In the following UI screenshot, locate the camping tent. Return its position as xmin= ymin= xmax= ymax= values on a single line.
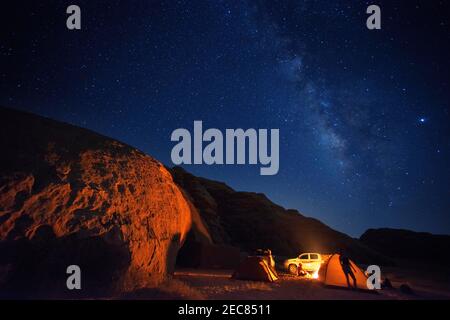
xmin=323 ymin=254 xmax=368 ymax=290
xmin=232 ymin=256 xmax=278 ymax=282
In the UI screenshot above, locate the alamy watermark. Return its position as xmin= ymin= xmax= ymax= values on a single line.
xmin=65 ymin=4 xmax=381 ymax=32
xmin=366 ymin=265 xmax=381 ymax=290
xmin=366 ymin=5 xmax=381 ymax=30
xmin=66 ymin=265 xmax=81 ymax=290
xmin=171 ymin=121 xmax=279 ymax=175
xmin=66 ymin=5 xmax=81 ymax=30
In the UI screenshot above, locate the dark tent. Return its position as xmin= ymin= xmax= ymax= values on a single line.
xmin=232 ymin=256 xmax=278 ymax=282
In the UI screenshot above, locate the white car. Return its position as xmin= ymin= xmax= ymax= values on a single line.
xmin=284 ymin=253 xmax=322 ymax=275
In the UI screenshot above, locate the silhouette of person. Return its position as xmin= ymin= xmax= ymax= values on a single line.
xmin=297 ymin=262 xmax=305 ymax=276
xmin=339 ymin=252 xmax=357 ymax=289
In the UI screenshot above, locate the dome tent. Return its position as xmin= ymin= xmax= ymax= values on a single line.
xmin=323 ymin=254 xmax=369 ymax=290
xmin=232 ymin=256 xmax=278 ymax=282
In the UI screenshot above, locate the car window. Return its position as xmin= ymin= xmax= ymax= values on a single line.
xmin=299 ymin=254 xmax=309 ymax=260
xmin=310 ymin=254 xmax=319 ymax=260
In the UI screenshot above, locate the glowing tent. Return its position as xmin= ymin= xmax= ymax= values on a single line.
xmin=323 ymin=254 xmax=368 ymax=290
xmin=232 ymin=256 xmax=279 ymax=282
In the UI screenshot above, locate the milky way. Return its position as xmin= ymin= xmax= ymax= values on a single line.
xmin=0 ymin=0 xmax=449 ymax=236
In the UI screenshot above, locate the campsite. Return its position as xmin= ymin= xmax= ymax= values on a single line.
xmin=124 ymin=267 xmax=450 ymax=300
xmin=123 ymin=252 xmax=450 ymax=300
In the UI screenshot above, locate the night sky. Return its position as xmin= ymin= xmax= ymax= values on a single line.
xmin=1 ymin=1 xmax=449 ymax=237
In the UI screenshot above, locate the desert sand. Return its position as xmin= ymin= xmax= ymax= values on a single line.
xmin=122 ymin=266 xmax=450 ymax=300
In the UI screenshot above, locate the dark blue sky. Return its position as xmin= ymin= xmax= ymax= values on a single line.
xmin=1 ymin=0 xmax=449 ymax=237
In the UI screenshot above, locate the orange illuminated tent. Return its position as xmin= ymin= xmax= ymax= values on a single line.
xmin=232 ymin=256 xmax=278 ymax=282
xmin=323 ymin=254 xmax=368 ymax=290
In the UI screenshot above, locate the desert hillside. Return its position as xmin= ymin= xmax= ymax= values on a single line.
xmin=361 ymin=228 xmax=450 ymax=266
xmin=171 ymin=167 xmax=390 ymax=265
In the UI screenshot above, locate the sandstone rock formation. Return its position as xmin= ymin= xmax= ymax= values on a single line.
xmin=0 ymin=107 xmax=192 ymax=298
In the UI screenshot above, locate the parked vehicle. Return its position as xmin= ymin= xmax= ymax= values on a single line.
xmin=284 ymin=253 xmax=322 ymax=275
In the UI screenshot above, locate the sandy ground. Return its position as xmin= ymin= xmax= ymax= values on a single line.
xmin=166 ymin=268 xmax=450 ymax=300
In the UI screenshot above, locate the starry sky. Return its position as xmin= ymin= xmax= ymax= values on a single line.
xmin=1 ymin=0 xmax=449 ymax=237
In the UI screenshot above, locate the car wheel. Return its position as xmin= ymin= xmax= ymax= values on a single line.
xmin=288 ymin=264 xmax=298 ymax=275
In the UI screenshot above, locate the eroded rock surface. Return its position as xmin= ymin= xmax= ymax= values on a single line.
xmin=0 ymin=107 xmax=192 ymax=298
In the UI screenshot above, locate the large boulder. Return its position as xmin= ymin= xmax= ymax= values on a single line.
xmin=0 ymin=107 xmax=192 ymax=298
